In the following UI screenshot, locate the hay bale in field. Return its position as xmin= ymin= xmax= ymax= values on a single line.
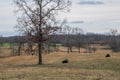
xmin=62 ymin=59 xmax=68 ymax=63
xmin=105 ymin=53 xmax=110 ymax=58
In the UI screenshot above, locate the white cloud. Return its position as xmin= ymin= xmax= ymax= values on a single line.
xmin=78 ymin=1 xmax=104 ymax=5
xmin=0 ymin=0 xmax=120 ymax=34
xmin=61 ymin=0 xmax=120 ymax=33
xmin=0 ymin=1 xmax=16 ymax=32
xmin=65 ymin=3 xmax=120 ymax=21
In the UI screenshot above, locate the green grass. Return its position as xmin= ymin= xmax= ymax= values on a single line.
xmin=0 ymin=43 xmax=10 ymax=47
xmin=56 ymin=43 xmax=62 ymax=47
xmin=0 ymin=43 xmax=18 ymax=47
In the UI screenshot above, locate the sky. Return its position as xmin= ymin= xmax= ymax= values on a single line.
xmin=0 ymin=0 xmax=120 ymax=36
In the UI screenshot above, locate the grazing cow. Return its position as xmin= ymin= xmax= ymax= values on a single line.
xmin=105 ymin=54 xmax=110 ymax=58
xmin=62 ymin=59 xmax=68 ymax=63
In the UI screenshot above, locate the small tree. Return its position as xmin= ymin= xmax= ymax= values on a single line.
xmin=0 ymin=35 xmax=3 ymax=47
xmin=0 ymin=35 xmax=3 ymax=54
xmin=109 ymin=29 xmax=120 ymax=52
xmin=63 ymin=25 xmax=73 ymax=53
xmin=73 ymin=28 xmax=83 ymax=53
xmin=13 ymin=0 xmax=71 ymax=64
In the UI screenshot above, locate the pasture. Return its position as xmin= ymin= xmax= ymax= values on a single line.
xmin=0 ymin=45 xmax=120 ymax=80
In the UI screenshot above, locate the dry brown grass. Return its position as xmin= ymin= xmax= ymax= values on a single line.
xmin=0 ymin=45 xmax=120 ymax=80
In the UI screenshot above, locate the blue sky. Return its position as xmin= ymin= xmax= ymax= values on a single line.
xmin=0 ymin=0 xmax=120 ymax=36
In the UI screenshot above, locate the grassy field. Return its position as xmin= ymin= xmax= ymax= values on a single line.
xmin=0 ymin=46 xmax=120 ymax=80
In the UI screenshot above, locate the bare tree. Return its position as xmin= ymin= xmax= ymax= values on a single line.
xmin=63 ymin=25 xmax=73 ymax=53
xmin=0 ymin=35 xmax=3 ymax=54
xmin=11 ymin=36 xmax=26 ymax=56
xmin=62 ymin=26 xmax=83 ymax=53
xmin=110 ymin=29 xmax=118 ymax=36
xmin=13 ymin=0 xmax=71 ymax=64
xmin=109 ymin=29 xmax=120 ymax=52
xmin=73 ymin=28 xmax=83 ymax=53
xmin=0 ymin=35 xmax=3 ymax=46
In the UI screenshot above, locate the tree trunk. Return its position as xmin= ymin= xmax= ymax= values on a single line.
xmin=0 ymin=47 xmax=1 ymax=54
xmin=17 ymin=43 xmax=23 ymax=56
xmin=67 ymin=47 xmax=70 ymax=54
xmin=78 ymin=47 xmax=80 ymax=53
xmin=38 ymin=43 xmax=42 ymax=65
xmin=37 ymin=0 xmax=43 ymax=65
xmin=48 ymin=45 xmax=50 ymax=54
xmin=70 ymin=47 xmax=72 ymax=52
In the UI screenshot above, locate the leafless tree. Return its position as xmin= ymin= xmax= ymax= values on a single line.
xmin=63 ymin=25 xmax=73 ymax=53
xmin=0 ymin=35 xmax=3 ymax=54
xmin=62 ymin=26 xmax=83 ymax=53
xmin=73 ymin=28 xmax=83 ymax=53
xmin=110 ymin=29 xmax=118 ymax=36
xmin=13 ymin=0 xmax=71 ymax=64
xmin=109 ymin=29 xmax=120 ymax=52
xmin=0 ymin=35 xmax=3 ymax=46
xmin=12 ymin=36 xmax=26 ymax=56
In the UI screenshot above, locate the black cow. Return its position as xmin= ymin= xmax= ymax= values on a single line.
xmin=105 ymin=54 xmax=110 ymax=58
xmin=62 ymin=59 xmax=68 ymax=63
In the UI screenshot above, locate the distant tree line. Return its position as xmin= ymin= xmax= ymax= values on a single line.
xmin=0 ymin=29 xmax=120 ymax=55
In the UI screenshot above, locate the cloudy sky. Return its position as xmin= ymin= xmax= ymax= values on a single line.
xmin=0 ymin=0 xmax=120 ymax=36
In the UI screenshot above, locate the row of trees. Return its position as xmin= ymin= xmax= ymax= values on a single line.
xmin=46 ymin=28 xmax=120 ymax=53
xmin=58 ymin=26 xmax=92 ymax=53
xmin=0 ymin=29 xmax=120 ymax=63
